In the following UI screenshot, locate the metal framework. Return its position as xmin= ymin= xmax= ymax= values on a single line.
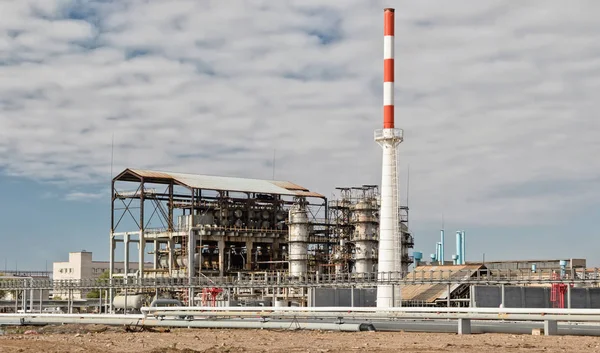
xmin=110 ymin=168 xmax=329 ymax=308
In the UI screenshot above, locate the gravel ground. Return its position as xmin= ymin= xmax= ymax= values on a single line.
xmin=1 ymin=324 xmax=600 ymax=352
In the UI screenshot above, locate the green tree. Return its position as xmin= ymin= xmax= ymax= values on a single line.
xmin=86 ymin=270 xmax=110 ymax=299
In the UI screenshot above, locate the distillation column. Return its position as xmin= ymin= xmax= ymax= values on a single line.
xmin=352 ymin=199 xmax=378 ymax=273
xmin=375 ymin=8 xmax=404 ymax=308
xmin=288 ymin=199 xmax=310 ymax=276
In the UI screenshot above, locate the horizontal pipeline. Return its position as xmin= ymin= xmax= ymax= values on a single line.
xmin=0 ymin=315 xmax=372 ymax=332
xmin=143 ymin=311 xmax=600 ymax=323
xmin=140 ymin=306 xmax=600 ymax=315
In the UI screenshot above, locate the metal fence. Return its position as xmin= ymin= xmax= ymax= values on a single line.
xmin=1 ymin=268 xmax=598 ymax=291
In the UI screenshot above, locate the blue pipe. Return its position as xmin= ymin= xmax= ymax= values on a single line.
xmin=455 ymin=231 xmax=462 ymax=265
xmin=461 ymin=231 xmax=466 ymax=265
xmin=440 ymin=229 xmax=445 ymax=265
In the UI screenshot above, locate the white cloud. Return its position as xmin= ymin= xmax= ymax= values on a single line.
xmin=64 ymin=191 xmax=105 ymax=202
xmin=1 ymin=0 xmax=599 ymax=225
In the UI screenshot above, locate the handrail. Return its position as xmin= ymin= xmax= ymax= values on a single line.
xmin=1 ymin=268 xmax=598 ymax=290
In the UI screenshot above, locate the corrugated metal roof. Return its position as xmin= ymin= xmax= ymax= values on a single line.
xmin=119 ymin=169 xmax=325 ymax=198
xmin=402 ymin=264 xmax=485 ymax=303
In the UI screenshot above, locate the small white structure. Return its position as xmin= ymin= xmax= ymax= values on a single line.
xmin=53 ymin=251 xmax=142 ymax=299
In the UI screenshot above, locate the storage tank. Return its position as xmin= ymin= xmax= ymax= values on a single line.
xmin=288 ymin=200 xmax=310 ymax=276
xmin=412 ymin=251 xmax=423 ymax=265
xmin=113 ymin=294 xmax=145 ymax=310
xmin=175 ymin=253 xmax=201 ymax=272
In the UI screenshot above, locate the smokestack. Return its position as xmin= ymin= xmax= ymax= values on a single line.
xmin=383 ymin=8 xmax=395 ymax=129
xmin=376 ymin=8 xmax=404 ymax=308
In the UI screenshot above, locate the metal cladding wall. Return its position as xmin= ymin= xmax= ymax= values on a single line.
xmin=472 ymin=285 xmax=600 ymax=308
xmin=308 ymin=288 xmax=376 ymax=307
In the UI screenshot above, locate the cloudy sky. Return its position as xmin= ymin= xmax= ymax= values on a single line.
xmin=1 ymin=0 xmax=599 ymax=270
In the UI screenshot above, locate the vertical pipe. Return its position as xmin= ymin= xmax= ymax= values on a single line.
xmin=168 ymin=182 xmax=174 ymax=231
xmin=124 ymin=233 xmax=129 ymax=283
xmin=108 ymin=234 xmax=114 ymax=279
xmin=188 ymin=227 xmax=195 ymax=304
xmin=139 ymin=179 xmax=145 ymax=279
xmin=109 ymin=179 xmax=115 ymax=313
xmin=440 ymin=229 xmax=445 ymax=265
xmin=461 ymin=231 xmax=466 ymax=265
xmin=153 ymin=240 xmax=158 ymax=270
xmin=29 ymin=279 xmax=33 ymax=313
xmin=436 ymin=242 xmax=441 ymax=265
xmin=456 ymin=231 xmax=461 ymax=265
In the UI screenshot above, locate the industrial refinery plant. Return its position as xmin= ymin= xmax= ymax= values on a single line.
xmin=102 ymin=8 xmax=412 ymax=309
xmin=2 ymin=9 xmax=600 ymax=332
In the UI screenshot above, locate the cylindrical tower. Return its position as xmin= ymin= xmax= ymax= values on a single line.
xmin=375 ymin=7 xmax=404 ymax=308
xmin=461 ymin=230 xmax=466 ymax=265
xmin=383 ymin=8 xmax=395 ymax=129
xmin=375 ymin=8 xmax=403 ymax=308
xmin=288 ymin=199 xmax=310 ymax=276
xmin=351 ymin=200 xmax=378 ymax=273
xmin=440 ymin=229 xmax=445 ymax=265
xmin=455 ymin=231 xmax=462 ymax=265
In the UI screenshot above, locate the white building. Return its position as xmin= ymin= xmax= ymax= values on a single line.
xmin=53 ymin=251 xmax=146 ymax=299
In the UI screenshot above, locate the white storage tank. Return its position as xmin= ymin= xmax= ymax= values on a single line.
xmin=113 ymin=294 xmax=145 ymax=310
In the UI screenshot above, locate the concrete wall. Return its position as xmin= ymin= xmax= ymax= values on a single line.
xmin=472 ymin=285 xmax=600 ymax=308
xmin=308 ymin=288 xmax=376 ymax=307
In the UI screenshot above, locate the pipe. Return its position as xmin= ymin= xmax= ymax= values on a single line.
xmin=1 ymin=315 xmax=373 ymax=332
xmin=461 ymin=231 xmax=466 ymax=265
xmin=150 ymin=298 xmax=183 ymax=307
xmin=455 ymin=231 xmax=461 ymax=265
xmin=12 ymin=306 xmax=600 ymax=315
xmin=440 ymin=229 xmax=445 ymax=265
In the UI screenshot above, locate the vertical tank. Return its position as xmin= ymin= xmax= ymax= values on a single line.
xmin=351 ymin=200 xmax=379 ymax=273
xmin=461 ymin=230 xmax=466 ymax=265
xmin=440 ymin=229 xmax=445 ymax=265
xmin=559 ymin=260 xmax=567 ymax=278
xmin=288 ymin=199 xmax=310 ymax=276
xmin=412 ymin=251 xmax=423 ymax=266
xmin=455 ymin=231 xmax=462 ymax=265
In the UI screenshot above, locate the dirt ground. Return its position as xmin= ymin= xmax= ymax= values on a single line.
xmin=1 ymin=324 xmax=600 ymax=353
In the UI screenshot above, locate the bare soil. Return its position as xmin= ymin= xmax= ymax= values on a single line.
xmin=0 ymin=324 xmax=599 ymax=352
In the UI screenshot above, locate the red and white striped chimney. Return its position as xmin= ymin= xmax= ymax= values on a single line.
xmin=383 ymin=8 xmax=395 ymax=129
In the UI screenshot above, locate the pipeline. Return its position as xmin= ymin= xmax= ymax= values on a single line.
xmin=140 ymin=306 xmax=600 ymax=315
xmin=0 ymin=314 xmax=374 ymax=332
xmin=150 ymin=298 xmax=183 ymax=307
